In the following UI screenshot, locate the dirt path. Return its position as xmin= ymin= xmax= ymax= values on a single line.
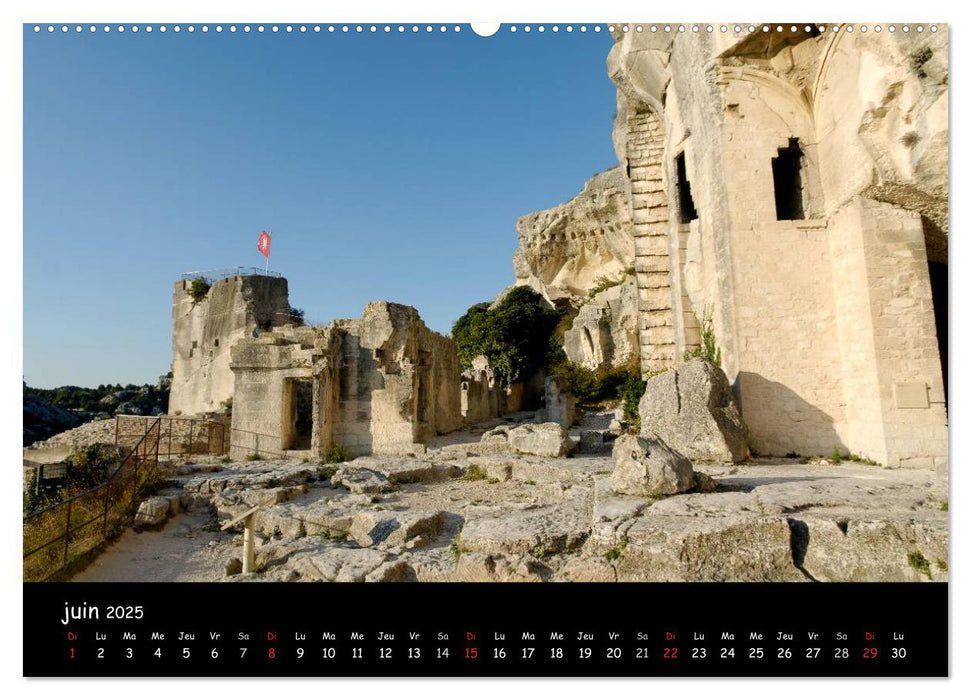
xmin=71 ymin=510 xmax=237 ymax=582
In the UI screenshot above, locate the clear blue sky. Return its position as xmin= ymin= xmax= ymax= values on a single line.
xmin=24 ymin=25 xmax=618 ymax=389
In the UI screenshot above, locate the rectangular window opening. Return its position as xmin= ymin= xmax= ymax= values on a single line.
xmin=675 ymin=152 xmax=698 ymax=224
xmin=772 ymin=138 xmax=806 ymax=220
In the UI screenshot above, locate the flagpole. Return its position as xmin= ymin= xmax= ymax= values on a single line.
xmin=265 ymin=229 xmax=270 ymax=275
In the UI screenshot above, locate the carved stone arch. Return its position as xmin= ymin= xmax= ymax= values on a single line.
xmin=721 ymin=65 xmax=816 ymax=128
xmin=718 ymin=64 xmax=825 ymax=219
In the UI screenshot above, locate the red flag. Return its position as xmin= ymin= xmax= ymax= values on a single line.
xmin=257 ymin=230 xmax=271 ymax=258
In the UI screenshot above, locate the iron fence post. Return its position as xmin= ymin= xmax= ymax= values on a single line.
xmin=63 ymin=498 xmax=72 ymax=567
xmin=102 ymin=487 xmax=110 ymax=539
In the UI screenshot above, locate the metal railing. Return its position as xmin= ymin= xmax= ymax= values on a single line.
xmin=23 ymin=418 xmax=163 ymax=582
xmin=229 ymin=427 xmax=289 ymax=459
xmin=179 ymin=267 xmax=283 ymax=284
xmin=115 ymin=415 xmax=227 ymax=458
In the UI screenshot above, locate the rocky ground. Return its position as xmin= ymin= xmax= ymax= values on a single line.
xmin=70 ymin=414 xmax=949 ymax=584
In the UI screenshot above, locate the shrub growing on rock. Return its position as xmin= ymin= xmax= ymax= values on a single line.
xmin=619 ymin=372 xmax=647 ymax=423
xmin=188 ymin=277 xmax=211 ymax=304
xmin=324 ymin=444 xmax=351 ymax=464
xmin=683 ymin=309 xmax=722 ymax=367
xmin=553 ymin=359 xmax=644 ymax=409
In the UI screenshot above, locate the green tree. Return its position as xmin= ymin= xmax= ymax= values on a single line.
xmin=451 ymin=302 xmax=493 ymax=370
xmin=451 ymin=287 xmax=561 ymax=387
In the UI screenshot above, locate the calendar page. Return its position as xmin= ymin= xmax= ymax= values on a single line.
xmin=22 ymin=18 xmax=949 ymax=678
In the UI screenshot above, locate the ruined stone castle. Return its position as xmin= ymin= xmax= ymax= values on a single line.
xmin=169 ymin=275 xmax=468 ymax=460
xmin=169 ymin=27 xmax=947 ymax=469
xmin=229 ymin=302 xmax=463 ymax=460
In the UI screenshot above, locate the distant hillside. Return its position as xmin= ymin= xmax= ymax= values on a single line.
xmin=23 ymin=375 xmax=171 ymax=446
xmin=23 ymin=386 xmax=89 ymax=446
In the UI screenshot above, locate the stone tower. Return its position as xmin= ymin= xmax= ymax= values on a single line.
xmin=169 ymin=273 xmax=291 ymax=416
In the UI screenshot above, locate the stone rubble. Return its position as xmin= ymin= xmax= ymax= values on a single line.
xmin=70 ymin=421 xmax=948 ymax=584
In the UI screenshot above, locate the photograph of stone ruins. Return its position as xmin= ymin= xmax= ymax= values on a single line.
xmin=24 ymin=26 xmax=949 ymax=584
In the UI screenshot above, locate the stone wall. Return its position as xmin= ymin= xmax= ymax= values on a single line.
xmin=730 ymin=220 xmax=846 ymax=456
xmin=624 ymin=109 xmax=677 ymax=373
xmin=461 ymin=356 xmax=496 ymax=425
xmin=834 ymin=198 xmax=947 ymax=467
xmin=229 ymin=302 xmax=463 ymax=459
xmin=229 ymin=333 xmax=315 ymax=458
xmin=169 ymin=275 xmax=291 ymax=416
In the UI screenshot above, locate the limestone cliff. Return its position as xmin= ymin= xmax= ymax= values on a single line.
xmin=511 ymin=167 xmax=634 ymax=305
xmin=604 ymin=25 xmax=948 ymax=466
xmin=562 ymin=276 xmax=639 ymax=371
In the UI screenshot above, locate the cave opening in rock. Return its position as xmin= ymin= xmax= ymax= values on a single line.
xmin=772 ymin=137 xmax=805 ymax=220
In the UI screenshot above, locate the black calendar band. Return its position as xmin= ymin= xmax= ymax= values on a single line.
xmin=24 ymin=582 xmax=948 ymax=677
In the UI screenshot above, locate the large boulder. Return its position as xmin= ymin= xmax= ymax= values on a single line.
xmin=508 ymin=423 xmax=576 ymax=457
xmin=610 ymin=434 xmax=695 ymax=497
xmin=638 ymin=358 xmax=749 ymax=463
xmin=133 ymin=496 xmax=173 ymax=529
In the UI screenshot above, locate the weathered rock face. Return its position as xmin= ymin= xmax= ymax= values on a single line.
xmin=482 ymin=422 xmax=576 ymax=458
xmin=460 ymin=499 xmax=591 ymax=558
xmin=639 ymin=359 xmax=749 ymax=463
xmin=349 ymin=510 xmax=445 ymax=548
xmin=562 ymin=276 xmax=639 ymax=371
xmin=71 ymin=443 xmax=946 ymax=584
xmin=512 ymin=167 xmax=634 ymax=305
xmin=617 ymin=515 xmax=803 ymax=582
xmin=606 ymin=28 xmax=948 ymax=468
xmin=347 ymin=456 xmax=457 ymax=485
xmin=610 ymin=434 xmax=694 ymax=497
xmin=793 ymin=516 xmax=949 ymax=583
